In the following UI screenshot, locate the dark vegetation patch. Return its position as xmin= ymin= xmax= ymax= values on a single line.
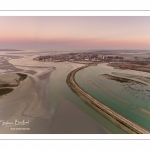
xmin=17 ymin=73 xmax=27 ymax=81
xmin=0 ymin=88 xmax=13 ymax=96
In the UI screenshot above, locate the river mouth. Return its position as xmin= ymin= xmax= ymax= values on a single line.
xmin=3 ymin=50 xmax=149 ymax=134
xmin=0 ymin=53 xmax=116 ymax=134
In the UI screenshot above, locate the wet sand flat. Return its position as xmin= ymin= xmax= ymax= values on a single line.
xmin=51 ymin=99 xmax=110 ymax=134
xmin=0 ymin=69 xmax=54 ymax=133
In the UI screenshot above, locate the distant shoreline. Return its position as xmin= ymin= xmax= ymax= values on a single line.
xmin=66 ymin=64 xmax=150 ymax=134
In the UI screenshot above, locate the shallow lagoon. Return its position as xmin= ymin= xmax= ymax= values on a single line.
xmin=75 ymin=63 xmax=150 ymax=131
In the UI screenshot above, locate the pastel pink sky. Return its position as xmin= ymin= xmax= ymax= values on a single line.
xmin=0 ymin=16 xmax=150 ymax=50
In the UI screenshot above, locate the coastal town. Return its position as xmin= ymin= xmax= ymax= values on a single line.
xmin=33 ymin=51 xmax=124 ymax=63
xmin=33 ymin=50 xmax=150 ymax=64
xmin=33 ymin=51 xmax=150 ymax=73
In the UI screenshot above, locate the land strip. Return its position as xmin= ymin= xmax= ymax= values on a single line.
xmin=109 ymin=62 xmax=150 ymax=73
xmin=111 ymin=72 xmax=150 ymax=84
xmin=0 ymin=73 xmax=27 ymax=97
xmin=66 ymin=65 xmax=150 ymax=134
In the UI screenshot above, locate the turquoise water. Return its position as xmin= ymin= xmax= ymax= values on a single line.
xmin=46 ymin=62 xmax=127 ymax=133
xmin=75 ymin=63 xmax=150 ymax=131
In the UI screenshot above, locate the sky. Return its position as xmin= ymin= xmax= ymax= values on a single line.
xmin=0 ymin=16 xmax=150 ymax=51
